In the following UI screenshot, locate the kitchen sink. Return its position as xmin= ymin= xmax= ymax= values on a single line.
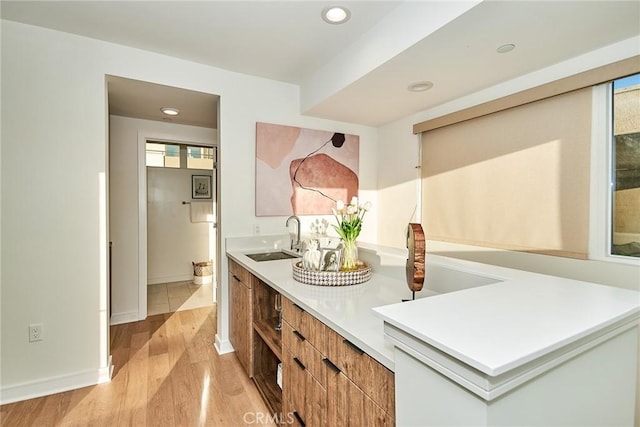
xmin=246 ymin=251 xmax=301 ymax=262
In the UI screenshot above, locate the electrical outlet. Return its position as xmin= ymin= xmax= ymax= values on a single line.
xmin=29 ymin=324 xmax=43 ymax=342
xmin=253 ymin=224 xmax=261 ymax=235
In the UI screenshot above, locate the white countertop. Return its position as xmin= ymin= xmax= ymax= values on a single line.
xmin=374 ymin=266 xmax=640 ymax=378
xmin=226 ymin=235 xmax=416 ymax=371
xmin=226 ymin=235 xmax=640 ymax=376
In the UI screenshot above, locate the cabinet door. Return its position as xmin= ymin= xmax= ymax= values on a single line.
xmin=326 ymin=328 xmax=394 ymax=416
xmin=283 ymin=397 xmax=304 ymax=427
xmin=282 ymin=321 xmax=327 ymax=388
xmin=283 ymin=348 xmax=326 ymax=426
xmin=229 ymin=272 xmax=252 ymax=377
xmin=326 ymin=369 xmax=392 ymax=427
xmin=282 ymin=297 xmax=326 ymax=353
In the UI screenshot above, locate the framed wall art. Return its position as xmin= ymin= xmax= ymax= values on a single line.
xmin=192 ymin=175 xmax=212 ymax=199
xmin=255 ymin=122 xmax=360 ymax=216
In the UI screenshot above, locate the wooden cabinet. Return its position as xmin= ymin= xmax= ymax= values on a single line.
xmin=282 ymin=298 xmax=329 ymax=426
xmin=327 ymin=370 xmax=392 ymax=427
xmin=228 ymin=258 xmax=254 ymax=377
xmin=326 ymin=328 xmax=395 ymax=420
xmin=283 ymin=347 xmax=327 ymax=426
xmin=228 ymin=257 xmax=395 ymax=424
xmin=282 ymin=296 xmax=395 ymax=426
xmin=228 ymin=257 xmax=282 ymax=414
xmin=251 ymin=276 xmax=282 ymax=415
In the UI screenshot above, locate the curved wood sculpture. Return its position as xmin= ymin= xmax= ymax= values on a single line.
xmin=406 ymin=223 xmax=425 ymax=293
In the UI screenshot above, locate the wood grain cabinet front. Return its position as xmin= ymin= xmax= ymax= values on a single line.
xmin=282 ymin=297 xmax=327 ymax=353
xmin=283 ymin=348 xmax=327 ymax=426
xmin=228 ymin=259 xmax=253 ymax=377
xmin=281 ymin=295 xmax=395 ymax=426
xmin=228 ymin=257 xmax=284 ymax=414
xmin=282 ymin=296 xmax=328 ymax=426
xmin=228 ymin=272 xmax=397 ymax=426
xmin=282 ymin=321 xmax=327 ymax=388
xmin=326 ymin=328 xmax=395 ymax=419
xmin=326 ymin=368 xmax=393 ymax=427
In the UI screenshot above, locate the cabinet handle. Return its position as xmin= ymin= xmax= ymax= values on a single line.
xmin=322 ymin=357 xmax=341 ymax=374
xmin=343 ymin=338 xmax=365 ymax=355
xmin=293 ymin=303 xmax=305 ymax=312
xmin=232 ymin=274 xmax=240 ymax=281
xmin=293 ymin=357 xmax=306 ymax=370
xmin=293 ymin=411 xmax=305 ymax=426
xmin=293 ymin=330 xmax=306 ymax=341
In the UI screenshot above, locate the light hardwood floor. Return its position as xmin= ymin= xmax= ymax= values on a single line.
xmin=1 ymin=306 xmax=276 ymax=426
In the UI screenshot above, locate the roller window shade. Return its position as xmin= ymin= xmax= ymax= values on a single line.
xmin=421 ymin=88 xmax=592 ymax=259
xmin=414 ymin=56 xmax=639 ymax=134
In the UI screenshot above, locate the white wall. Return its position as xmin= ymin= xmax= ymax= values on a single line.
xmin=147 ymin=167 xmax=213 ymax=284
xmin=2 ymin=21 xmax=112 ymax=402
xmin=0 ymin=20 xmax=377 ymax=402
xmin=109 ymin=115 xmax=215 ymax=324
xmin=377 ymin=119 xmax=422 ymax=246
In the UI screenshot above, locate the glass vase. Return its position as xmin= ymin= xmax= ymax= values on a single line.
xmin=341 ymin=239 xmax=359 ymax=271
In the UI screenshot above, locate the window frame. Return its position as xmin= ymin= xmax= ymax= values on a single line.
xmin=589 ymin=82 xmax=640 ymax=265
xmin=145 ymin=142 xmax=181 ymax=168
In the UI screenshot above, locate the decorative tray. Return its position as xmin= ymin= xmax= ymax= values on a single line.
xmin=292 ymin=261 xmax=372 ymax=286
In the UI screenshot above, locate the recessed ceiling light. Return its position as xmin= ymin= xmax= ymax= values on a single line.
xmin=496 ymin=44 xmax=515 ymax=54
xmin=161 ymin=107 xmax=180 ymax=116
xmin=322 ymin=6 xmax=350 ymax=24
xmin=408 ymin=81 xmax=434 ymax=92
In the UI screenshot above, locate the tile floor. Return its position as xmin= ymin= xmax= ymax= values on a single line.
xmin=147 ymin=280 xmax=215 ymax=315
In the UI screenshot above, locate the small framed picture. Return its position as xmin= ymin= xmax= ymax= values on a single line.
xmin=192 ymin=175 xmax=212 ymax=199
xmin=320 ymin=248 xmax=341 ymax=272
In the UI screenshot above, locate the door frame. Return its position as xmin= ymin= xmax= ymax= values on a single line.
xmin=137 ymin=132 xmax=217 ymax=319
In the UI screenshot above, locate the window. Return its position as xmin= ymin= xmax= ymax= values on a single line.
xmin=187 ymin=146 xmax=214 ymax=170
xmin=146 ymin=142 xmax=215 ymax=170
xmin=146 ymin=142 xmax=180 ymax=168
xmin=611 ymin=74 xmax=640 ymax=258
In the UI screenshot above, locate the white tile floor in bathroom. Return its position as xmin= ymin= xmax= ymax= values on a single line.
xmin=147 ymin=280 xmax=214 ymax=315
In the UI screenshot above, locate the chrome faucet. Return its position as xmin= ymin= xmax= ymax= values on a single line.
xmin=286 ymin=215 xmax=301 ymax=252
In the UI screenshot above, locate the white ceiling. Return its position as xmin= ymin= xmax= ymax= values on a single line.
xmin=2 ymin=1 xmax=639 ymax=128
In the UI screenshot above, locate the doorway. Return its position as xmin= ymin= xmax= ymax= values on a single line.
xmin=107 ymin=75 xmax=220 ymax=325
xmin=145 ymin=141 xmax=218 ymax=315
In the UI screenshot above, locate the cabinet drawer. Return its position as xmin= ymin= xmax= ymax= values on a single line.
xmin=326 ymin=328 xmax=394 ymax=417
xmin=282 ymin=321 xmax=327 ymax=388
xmin=282 ymin=297 xmax=326 ymax=353
xmin=283 ymin=398 xmax=305 ymax=427
xmin=326 ymin=369 xmax=393 ymax=427
xmin=283 ymin=348 xmax=327 ymax=427
xmin=228 ymin=258 xmax=256 ymax=288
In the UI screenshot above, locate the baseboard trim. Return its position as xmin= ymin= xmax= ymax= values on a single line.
xmin=110 ymin=310 xmax=141 ymax=325
xmin=0 ymin=356 xmax=113 ymax=405
xmin=214 ymin=334 xmax=234 ymax=355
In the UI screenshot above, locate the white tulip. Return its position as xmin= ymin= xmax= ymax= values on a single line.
xmin=336 ymin=200 xmax=344 ymax=211
xmin=350 ymin=196 xmax=358 ymax=207
xmin=362 ymin=201 xmax=372 ymax=211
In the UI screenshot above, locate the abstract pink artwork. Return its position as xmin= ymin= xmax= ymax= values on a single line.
xmin=255 ymin=122 xmax=359 ymax=216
